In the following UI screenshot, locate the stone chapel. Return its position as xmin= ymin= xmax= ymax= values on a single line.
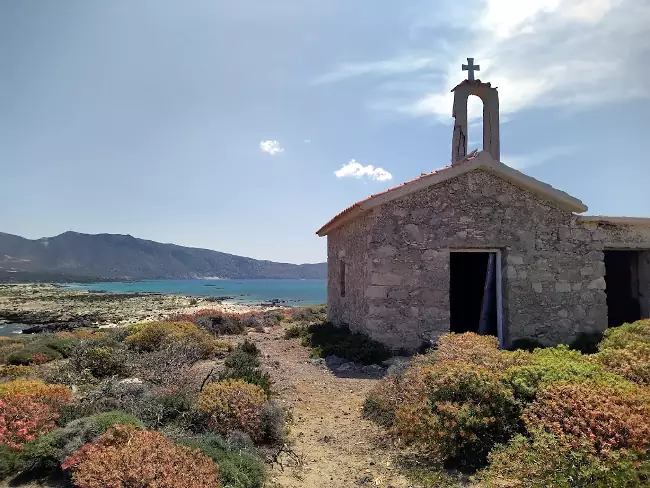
xmin=316 ymin=59 xmax=650 ymax=351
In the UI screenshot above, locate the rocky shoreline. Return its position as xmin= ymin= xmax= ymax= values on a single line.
xmin=0 ymin=284 xmax=276 ymax=334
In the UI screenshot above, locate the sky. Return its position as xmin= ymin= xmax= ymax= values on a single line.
xmin=1 ymin=0 xmax=649 ymax=264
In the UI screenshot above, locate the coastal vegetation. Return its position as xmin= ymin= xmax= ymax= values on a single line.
xmin=0 ymin=309 xmax=296 ymax=488
xmin=363 ymin=319 xmax=650 ymax=486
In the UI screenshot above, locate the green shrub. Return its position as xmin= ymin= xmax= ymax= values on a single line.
xmin=69 ymin=345 xmax=130 ymax=378
xmin=0 ymin=444 xmax=24 ymax=480
xmin=7 ymin=345 xmax=63 ymax=366
xmin=22 ymin=410 xmax=145 ymax=471
xmin=599 ymin=319 xmax=650 ymax=350
xmin=393 ymin=361 xmax=520 ymax=469
xmin=503 ymin=345 xmax=624 ymax=403
xmin=0 ymin=340 xmax=25 ymax=365
xmin=197 ymin=380 xmax=266 ymax=441
xmin=220 ymin=349 xmax=271 ymax=397
xmin=237 ymin=339 xmax=260 ymax=357
xmin=194 ymin=314 xmax=246 ymax=335
xmin=180 ymin=434 xmax=266 ymax=488
xmin=259 ymin=400 xmax=287 ymax=444
xmin=125 ymin=321 xmax=227 ymax=359
xmin=284 ymin=324 xmax=308 ymax=339
xmin=301 ymin=322 xmax=392 ymax=365
xmin=480 ymin=430 xmax=650 ymax=488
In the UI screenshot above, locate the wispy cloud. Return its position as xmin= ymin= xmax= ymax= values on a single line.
xmin=260 ymin=140 xmax=284 ymax=155
xmin=315 ymin=0 xmax=650 ymax=121
xmin=312 ymin=55 xmax=441 ymax=85
xmin=334 ymin=160 xmax=393 ymax=181
xmin=502 ymin=145 xmax=576 ymax=170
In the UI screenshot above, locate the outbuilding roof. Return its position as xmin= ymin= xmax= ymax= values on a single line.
xmin=316 ymin=151 xmax=588 ymax=237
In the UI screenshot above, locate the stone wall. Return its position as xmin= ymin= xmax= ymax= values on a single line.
xmin=331 ymin=169 xmax=614 ymax=351
xmin=326 ymin=212 xmax=374 ymax=333
xmin=578 ymin=220 xmax=650 ymax=320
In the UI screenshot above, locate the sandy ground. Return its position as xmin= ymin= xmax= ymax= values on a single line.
xmin=250 ymin=326 xmax=413 ymax=488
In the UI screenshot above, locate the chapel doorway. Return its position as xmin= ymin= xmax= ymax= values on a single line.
xmin=449 ymin=250 xmax=502 ymax=345
xmin=604 ymin=250 xmax=643 ymax=326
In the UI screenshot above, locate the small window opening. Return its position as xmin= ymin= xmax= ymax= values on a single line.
xmin=340 ymin=261 xmax=346 ymax=297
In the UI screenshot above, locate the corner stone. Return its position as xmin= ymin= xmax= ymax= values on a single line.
xmin=587 ymin=277 xmax=606 ymax=290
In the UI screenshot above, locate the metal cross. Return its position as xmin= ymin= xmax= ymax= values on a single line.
xmin=462 ymin=57 xmax=480 ymax=81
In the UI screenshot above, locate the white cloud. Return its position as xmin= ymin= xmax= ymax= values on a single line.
xmin=260 ymin=140 xmax=284 ymax=155
xmin=304 ymin=139 xmax=311 ymax=143
xmin=335 ymin=160 xmax=393 ymax=181
xmin=315 ymin=0 xmax=650 ymax=121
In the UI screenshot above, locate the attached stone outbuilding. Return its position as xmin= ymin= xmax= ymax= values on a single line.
xmin=316 ymin=78 xmax=650 ymax=352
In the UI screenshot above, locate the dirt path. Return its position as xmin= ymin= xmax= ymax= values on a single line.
xmin=249 ymin=327 xmax=412 ymax=488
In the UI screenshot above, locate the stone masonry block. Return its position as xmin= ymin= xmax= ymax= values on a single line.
xmin=365 ymin=286 xmax=388 ymax=299
xmin=371 ymin=273 xmax=403 ymax=286
xmin=555 ymin=282 xmax=571 ymax=293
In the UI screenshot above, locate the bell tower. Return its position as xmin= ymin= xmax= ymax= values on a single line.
xmin=451 ymin=58 xmax=500 ymax=164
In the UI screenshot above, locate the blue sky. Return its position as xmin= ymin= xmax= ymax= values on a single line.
xmin=1 ymin=0 xmax=649 ymax=264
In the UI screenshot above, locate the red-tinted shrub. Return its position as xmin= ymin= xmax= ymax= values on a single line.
xmin=523 ymin=381 xmax=650 ymax=455
xmin=62 ymin=424 xmax=220 ymax=488
xmin=0 ymin=395 xmax=58 ymax=450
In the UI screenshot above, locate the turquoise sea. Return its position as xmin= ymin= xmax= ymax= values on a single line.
xmin=64 ymin=279 xmax=327 ymax=306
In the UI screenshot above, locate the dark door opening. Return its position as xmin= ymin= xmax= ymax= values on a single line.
xmin=450 ymin=251 xmax=498 ymax=337
xmin=604 ymin=250 xmax=641 ymax=326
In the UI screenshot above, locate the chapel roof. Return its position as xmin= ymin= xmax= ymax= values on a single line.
xmin=315 ymin=151 xmax=588 ymax=237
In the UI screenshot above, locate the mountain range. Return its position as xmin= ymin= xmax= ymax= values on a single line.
xmin=0 ymin=232 xmax=326 ymax=282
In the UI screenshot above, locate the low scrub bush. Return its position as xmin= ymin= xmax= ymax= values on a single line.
xmin=428 ymin=333 xmax=530 ymax=369
xmin=504 ymin=345 xmax=624 ymax=402
xmin=284 ymin=324 xmax=308 ymax=339
xmin=363 ymin=374 xmax=404 ymax=428
xmin=480 ymin=430 xmax=650 ymax=488
xmin=599 ymin=319 xmax=650 ymax=350
xmin=523 ymin=381 xmax=650 ymax=455
xmin=5 ymin=337 xmax=77 ymax=365
xmin=197 ymin=380 xmax=266 ymax=441
xmin=180 ymin=434 xmax=266 ymax=488
xmin=62 ymin=424 xmax=220 ymax=488
xmin=0 ymin=380 xmax=72 ymax=411
xmin=21 ymin=411 xmax=144 ymax=470
xmin=593 ymin=342 xmax=650 ymax=385
xmin=392 ymin=361 xmax=520 ymax=469
xmin=54 ymin=329 xmax=108 ymax=341
xmin=7 ymin=345 xmax=63 ymax=366
xmin=69 ymin=345 xmax=130 ymax=378
xmin=259 ymin=400 xmax=287 ymax=444
xmin=0 ymin=365 xmax=32 ymax=380
xmin=0 ymin=443 xmax=24 ymax=479
xmin=220 ymin=348 xmax=271 ymax=397
xmin=126 ymin=321 xmax=226 ymax=359
xmin=0 ymin=342 xmax=26 ymax=364
xmin=237 ymin=339 xmax=260 ymax=357
xmin=301 ymin=322 xmax=392 ymax=365
xmin=284 ymin=305 xmax=327 ymax=324
xmin=0 ymin=395 xmax=58 ymax=450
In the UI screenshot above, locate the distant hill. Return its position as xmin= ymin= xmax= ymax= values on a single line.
xmin=0 ymin=231 xmax=326 ymax=281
